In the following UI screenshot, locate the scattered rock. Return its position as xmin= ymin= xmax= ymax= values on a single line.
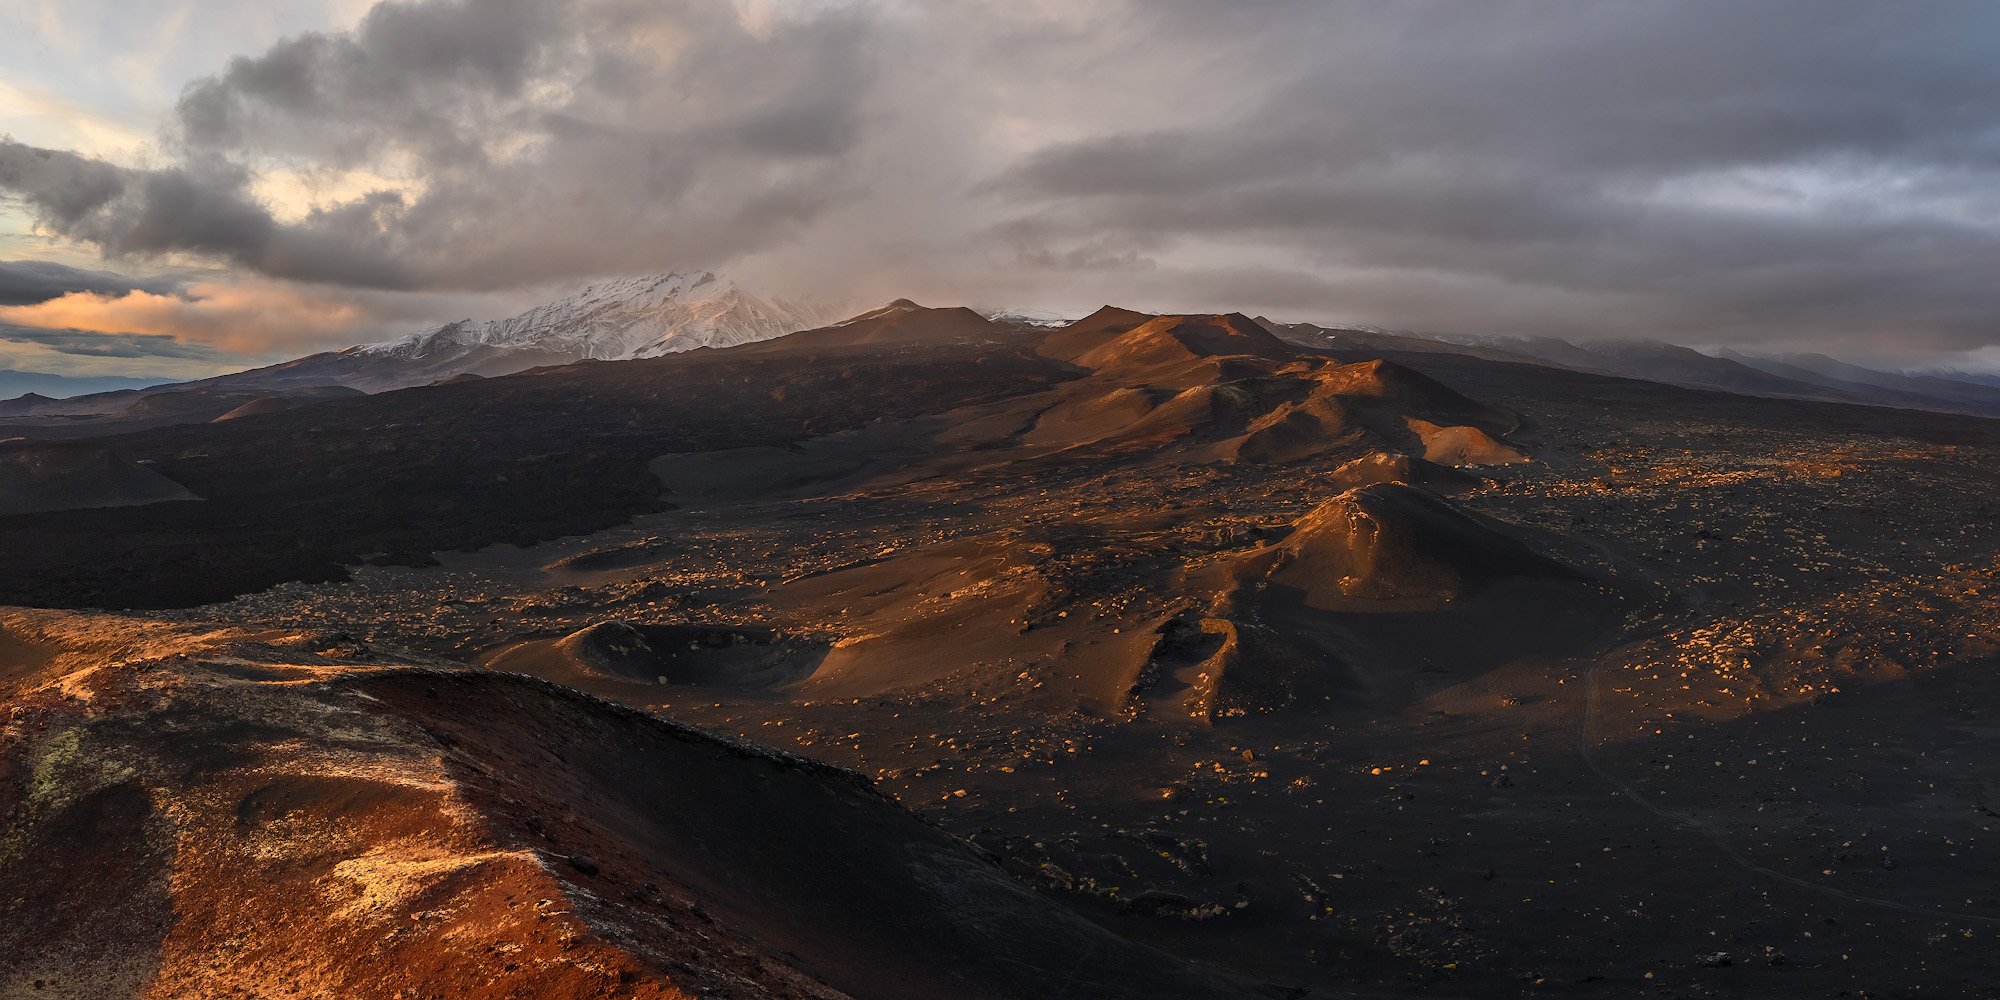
xmin=1121 ymin=889 xmax=1229 ymax=921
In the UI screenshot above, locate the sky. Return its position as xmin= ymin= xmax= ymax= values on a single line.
xmin=4 ymin=0 xmax=2000 ymax=378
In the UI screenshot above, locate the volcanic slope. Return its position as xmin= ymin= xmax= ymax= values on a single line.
xmin=745 ymin=298 xmax=1016 ymax=352
xmin=1253 ymin=483 xmax=1581 ymax=607
xmin=0 ymin=441 xmax=195 ymax=516
xmin=0 ymin=610 xmax=1282 ymax=1000
xmin=0 ymin=385 xmax=366 ymax=440
xmin=1015 ymin=310 xmax=1522 ymax=467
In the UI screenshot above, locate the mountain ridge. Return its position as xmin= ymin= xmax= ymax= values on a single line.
xmin=187 ymin=271 xmax=838 ymax=394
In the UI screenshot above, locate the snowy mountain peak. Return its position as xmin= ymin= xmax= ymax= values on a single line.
xmin=356 ymin=271 xmax=834 ymax=366
xmin=979 ymin=307 xmax=1075 ymax=328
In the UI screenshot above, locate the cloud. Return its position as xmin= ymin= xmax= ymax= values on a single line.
xmin=0 ymin=258 xmax=184 ymax=306
xmin=0 ymin=78 xmax=152 ymax=160
xmin=0 ymin=323 xmax=221 ymax=361
xmin=6 ymin=0 xmax=2000 ymax=360
xmin=0 ymin=278 xmax=534 ymax=357
xmin=2 ymin=0 xmax=881 ymax=292
xmin=957 ymin=1 xmax=2000 ymax=354
xmin=0 ymin=283 xmax=366 ymax=355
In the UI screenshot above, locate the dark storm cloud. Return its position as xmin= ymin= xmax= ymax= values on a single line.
xmin=172 ymin=0 xmax=564 ymax=164
xmin=0 ymin=323 xmax=222 ymax=360
xmin=3 ymin=0 xmax=876 ymax=292
xmin=0 ymin=259 xmax=183 ymax=306
xmin=7 ymin=0 xmax=2000 ymax=357
xmin=0 ymin=140 xmax=403 ymax=286
xmin=989 ymin=1 xmax=2000 ymax=352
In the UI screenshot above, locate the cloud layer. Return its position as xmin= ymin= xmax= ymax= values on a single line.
xmin=0 ymin=322 xmax=219 ymax=361
xmin=6 ymin=0 xmax=2000 ymax=362
xmin=0 ymin=258 xmax=183 ymax=305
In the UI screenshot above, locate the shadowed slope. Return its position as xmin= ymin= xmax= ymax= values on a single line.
xmin=1034 ymin=305 xmax=1156 ymax=361
xmin=749 ymin=299 xmax=1007 ymax=353
xmin=0 ymin=441 xmax=195 ymax=516
xmin=1262 ymin=483 xmax=1579 ymax=606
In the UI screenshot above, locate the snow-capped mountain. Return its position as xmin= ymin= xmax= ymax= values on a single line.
xmin=191 ymin=272 xmax=837 ymax=393
xmin=360 ymin=272 xmax=831 ymax=363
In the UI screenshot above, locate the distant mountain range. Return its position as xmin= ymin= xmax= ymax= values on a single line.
xmin=1262 ymin=323 xmax=2000 ymax=418
xmin=0 ymin=370 xmax=176 ymax=400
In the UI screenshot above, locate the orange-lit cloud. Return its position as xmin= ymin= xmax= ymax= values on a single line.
xmin=0 ymin=282 xmax=373 ymax=355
